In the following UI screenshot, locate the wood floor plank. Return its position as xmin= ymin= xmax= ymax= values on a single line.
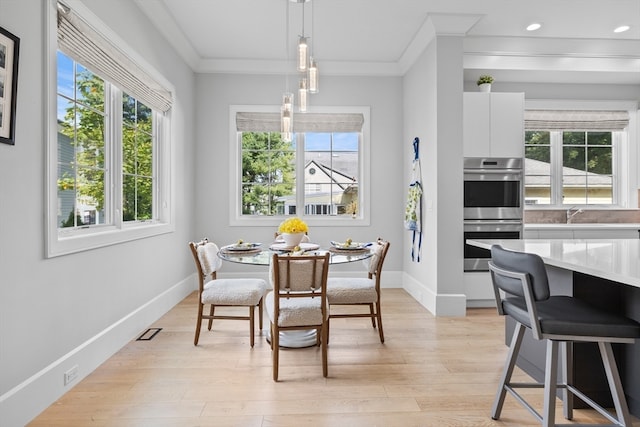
xmin=28 ymin=289 xmax=640 ymax=426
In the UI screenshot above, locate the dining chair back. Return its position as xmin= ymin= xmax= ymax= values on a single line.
xmin=326 ymin=239 xmax=390 ymax=343
xmin=188 ymin=239 xmax=267 ymax=347
xmin=266 ymin=252 xmax=330 ymax=381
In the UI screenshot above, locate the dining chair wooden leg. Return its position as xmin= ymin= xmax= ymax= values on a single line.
xmin=258 ymin=299 xmax=263 ymax=331
xmin=322 ymin=323 xmax=328 ymax=378
xmin=249 ymin=306 xmax=255 ymax=348
xmin=376 ymin=301 xmax=384 ymax=343
xmin=207 ymin=305 xmax=215 ymax=330
xmin=272 ymin=323 xmax=280 ymax=381
xmin=194 ymin=303 xmax=204 ymax=346
xmin=369 ymin=303 xmax=376 ymax=328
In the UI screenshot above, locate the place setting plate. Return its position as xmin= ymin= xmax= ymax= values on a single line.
xmin=269 ymin=242 xmax=320 ymax=251
xmin=329 ymin=240 xmax=372 ymax=253
xmin=221 ymin=242 xmax=262 ymax=253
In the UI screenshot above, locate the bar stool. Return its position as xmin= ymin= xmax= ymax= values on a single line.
xmin=488 ymin=244 xmax=640 ymax=427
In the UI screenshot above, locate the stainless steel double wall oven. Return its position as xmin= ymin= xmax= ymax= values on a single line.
xmin=463 ymin=157 xmax=524 ymax=271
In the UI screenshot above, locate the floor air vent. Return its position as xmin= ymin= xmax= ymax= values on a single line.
xmin=136 ymin=327 xmax=162 ymax=341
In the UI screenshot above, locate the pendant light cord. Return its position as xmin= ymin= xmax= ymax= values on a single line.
xmin=285 ymin=0 xmax=290 ymax=92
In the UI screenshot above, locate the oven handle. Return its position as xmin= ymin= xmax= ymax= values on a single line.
xmin=464 ymin=220 xmax=523 ymax=226
xmin=464 ymin=169 xmax=522 ymax=175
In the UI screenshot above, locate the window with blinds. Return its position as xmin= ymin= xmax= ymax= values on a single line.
xmin=47 ymin=1 xmax=173 ymax=257
xmin=231 ymin=107 xmax=369 ymax=224
xmin=524 ymin=110 xmax=630 ymax=207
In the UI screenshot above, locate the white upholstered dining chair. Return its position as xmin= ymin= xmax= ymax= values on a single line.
xmin=266 ymin=252 xmax=330 ymax=381
xmin=188 ymin=239 xmax=267 ymax=347
xmin=326 ymin=239 xmax=390 ymax=343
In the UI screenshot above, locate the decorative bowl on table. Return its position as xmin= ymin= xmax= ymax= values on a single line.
xmin=277 ymin=217 xmax=309 ymax=248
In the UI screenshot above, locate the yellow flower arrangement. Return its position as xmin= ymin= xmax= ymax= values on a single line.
xmin=278 ymin=217 xmax=308 ymax=234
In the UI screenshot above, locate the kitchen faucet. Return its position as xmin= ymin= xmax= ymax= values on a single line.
xmin=566 ymin=206 xmax=584 ymax=223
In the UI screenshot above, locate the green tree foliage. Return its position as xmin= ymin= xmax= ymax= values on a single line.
xmin=525 ymin=131 xmax=551 ymax=163
xmin=122 ymin=94 xmax=153 ymax=221
xmin=563 ymin=131 xmax=612 ymax=175
xmin=59 ymin=71 xmax=106 ymax=215
xmin=59 ymin=70 xmax=154 ymax=226
xmin=241 ymin=132 xmax=295 ymax=215
xmin=525 ymin=130 xmax=612 ymax=175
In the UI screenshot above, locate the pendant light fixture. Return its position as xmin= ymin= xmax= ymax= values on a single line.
xmin=297 ymin=37 xmax=308 ymax=72
xmin=281 ymin=0 xmax=294 ymax=142
xmin=308 ymin=0 xmax=319 ymax=93
xmin=298 ymin=77 xmax=308 ymax=112
xmin=297 ymin=0 xmax=308 ymax=72
xmin=281 ymin=92 xmax=293 ymax=142
xmin=282 ymin=0 xmax=318 ymax=126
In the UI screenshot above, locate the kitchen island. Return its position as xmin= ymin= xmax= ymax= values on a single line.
xmin=466 ymin=238 xmax=640 ymax=417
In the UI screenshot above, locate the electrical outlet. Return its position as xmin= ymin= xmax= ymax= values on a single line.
xmin=64 ymin=365 xmax=78 ymax=386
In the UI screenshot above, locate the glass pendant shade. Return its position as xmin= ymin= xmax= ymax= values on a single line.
xmin=298 ymin=78 xmax=308 ymax=113
xmin=297 ymin=36 xmax=308 ymax=71
xmin=308 ymin=57 xmax=318 ymax=93
xmin=281 ymin=92 xmax=294 ymax=142
xmin=282 ymin=92 xmax=293 ymax=112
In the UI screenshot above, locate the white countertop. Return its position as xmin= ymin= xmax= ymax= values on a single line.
xmin=525 ymin=223 xmax=640 ymax=229
xmin=466 ymin=238 xmax=640 ymax=289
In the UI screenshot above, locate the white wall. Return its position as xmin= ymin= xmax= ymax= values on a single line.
xmin=0 ymin=1 xmax=197 ymax=425
xmin=401 ymin=35 xmax=467 ymax=316
xmin=193 ymin=73 xmax=405 ymax=277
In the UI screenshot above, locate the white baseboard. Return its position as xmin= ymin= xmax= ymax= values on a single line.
xmin=402 ymin=272 xmax=467 ymax=316
xmin=0 ymin=276 xmax=196 ymax=427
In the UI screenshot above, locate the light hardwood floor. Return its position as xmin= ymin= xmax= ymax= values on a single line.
xmin=30 ymin=289 xmax=639 ymax=426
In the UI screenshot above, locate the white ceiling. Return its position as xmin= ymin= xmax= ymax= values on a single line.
xmin=135 ymin=0 xmax=640 ymax=84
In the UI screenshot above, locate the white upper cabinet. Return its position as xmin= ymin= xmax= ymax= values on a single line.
xmin=463 ymin=92 xmax=524 ymax=158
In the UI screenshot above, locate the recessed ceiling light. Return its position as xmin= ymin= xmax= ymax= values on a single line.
xmin=614 ymin=25 xmax=630 ymax=33
xmin=526 ymin=23 xmax=541 ymax=31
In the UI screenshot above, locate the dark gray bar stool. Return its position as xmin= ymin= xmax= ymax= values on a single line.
xmin=488 ymin=244 xmax=640 ymax=427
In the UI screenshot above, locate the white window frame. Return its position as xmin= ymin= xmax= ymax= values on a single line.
xmin=229 ymin=105 xmax=371 ymax=228
xmin=524 ymin=99 xmax=638 ymax=211
xmin=45 ymin=0 xmax=174 ymax=257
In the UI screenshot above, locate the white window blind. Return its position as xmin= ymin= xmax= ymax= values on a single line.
xmin=525 ymin=110 xmax=629 ymax=131
xmin=236 ymin=112 xmax=364 ymax=132
xmin=57 ymin=1 xmax=172 ymax=112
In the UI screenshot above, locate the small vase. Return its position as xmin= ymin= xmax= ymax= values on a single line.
xmin=282 ymin=232 xmax=304 ymax=247
xmin=478 ymin=83 xmax=491 ymax=93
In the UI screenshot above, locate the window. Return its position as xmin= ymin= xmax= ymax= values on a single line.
xmin=524 ymin=109 xmax=629 ymax=207
xmin=231 ymin=106 xmax=370 ymax=227
xmin=46 ymin=1 xmax=173 ymax=257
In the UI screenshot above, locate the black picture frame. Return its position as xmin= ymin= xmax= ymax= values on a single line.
xmin=0 ymin=26 xmax=20 ymax=145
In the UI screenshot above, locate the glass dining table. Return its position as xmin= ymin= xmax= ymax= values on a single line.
xmin=218 ymin=244 xmax=374 ymax=347
xmin=217 ymin=247 xmax=374 ymax=266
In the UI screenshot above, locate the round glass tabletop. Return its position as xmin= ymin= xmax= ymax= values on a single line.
xmin=218 ymin=248 xmax=373 ymax=266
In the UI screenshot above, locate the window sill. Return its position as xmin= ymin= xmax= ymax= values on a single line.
xmin=47 ymin=222 xmax=174 ymax=258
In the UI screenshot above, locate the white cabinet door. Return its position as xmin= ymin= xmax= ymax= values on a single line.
xmin=537 ymin=229 xmax=575 ymax=239
xmin=463 ymin=92 xmax=524 ymax=158
xmin=574 ymin=229 xmax=640 ymax=239
xmin=490 ymin=93 xmax=524 ymax=158
xmin=463 ymin=93 xmax=490 ymax=157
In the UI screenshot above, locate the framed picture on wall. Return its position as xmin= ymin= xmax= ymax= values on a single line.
xmin=0 ymin=26 xmax=20 ymax=145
